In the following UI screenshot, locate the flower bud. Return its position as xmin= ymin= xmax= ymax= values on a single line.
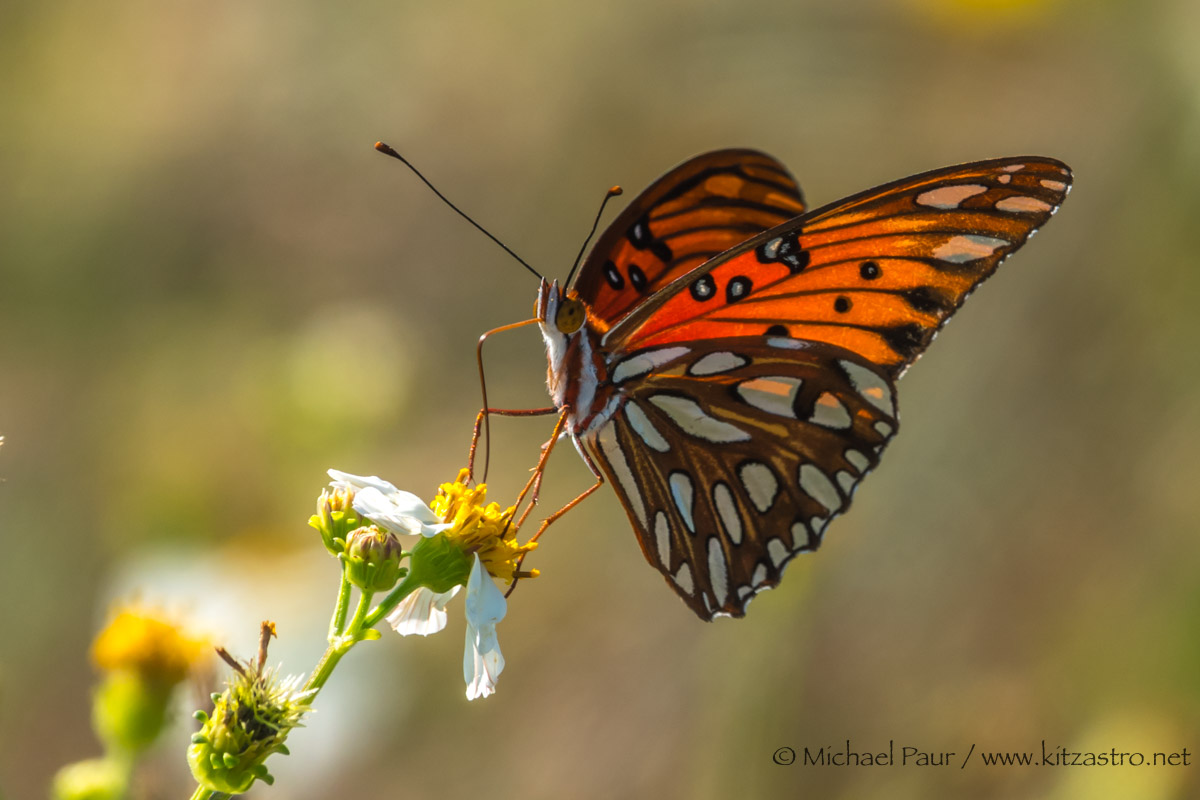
xmin=343 ymin=527 xmax=404 ymax=593
xmin=309 ymin=484 xmax=361 ymax=556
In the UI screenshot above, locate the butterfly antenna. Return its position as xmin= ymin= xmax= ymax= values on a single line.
xmin=374 ymin=142 xmax=543 ymax=281
xmin=564 ymin=185 xmax=623 ymax=287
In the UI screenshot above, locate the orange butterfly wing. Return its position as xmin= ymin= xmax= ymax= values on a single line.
xmin=572 ymin=149 xmax=807 ymax=327
xmin=600 ymin=156 xmax=1072 ymax=379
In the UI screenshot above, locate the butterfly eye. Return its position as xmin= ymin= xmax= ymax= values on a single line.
xmin=555 ymin=298 xmax=586 ymax=334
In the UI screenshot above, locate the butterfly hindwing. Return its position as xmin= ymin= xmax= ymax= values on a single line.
xmin=572 ymin=149 xmax=807 ymax=327
xmin=602 ymin=156 xmax=1073 ymax=380
xmin=582 ymin=337 xmax=899 ymax=619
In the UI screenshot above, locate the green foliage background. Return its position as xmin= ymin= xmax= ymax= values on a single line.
xmin=3 ymin=0 xmax=1199 ymax=797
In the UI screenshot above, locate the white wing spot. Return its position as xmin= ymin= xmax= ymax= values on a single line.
xmin=811 ymin=517 xmax=828 ymax=538
xmin=654 ymin=511 xmax=670 ymax=569
xmin=669 ymin=471 xmax=696 ymax=532
xmin=998 ymin=174 xmax=1011 ymax=184
xmin=596 ymin=424 xmax=647 ymax=527
xmin=767 ymin=538 xmax=788 ymax=567
xmin=799 ymin=463 xmax=841 ymax=512
xmin=1041 ymin=179 xmax=1067 ymax=191
xmin=811 ymin=391 xmax=852 ymax=429
xmin=737 ymin=584 xmax=753 ymax=600
xmin=766 ymin=336 xmax=806 ymax=350
xmin=932 ymin=234 xmax=1008 ymax=264
xmin=737 ymin=376 xmax=803 ymax=419
xmin=708 ymin=537 xmax=729 ymax=608
xmin=612 ymin=346 xmax=690 ymax=383
xmin=915 ymin=183 xmax=988 ymax=209
xmin=751 ymin=563 xmax=768 ymax=588
xmin=836 ymin=470 xmax=856 ymax=495
xmin=845 ymin=449 xmax=870 ymax=472
xmin=996 ymin=196 xmax=1052 ymax=213
xmin=874 ymin=420 xmax=894 ymax=437
xmin=790 ymin=521 xmax=809 ymax=550
xmin=738 ymin=462 xmax=779 ymax=513
xmin=649 ymin=394 xmax=751 ymax=443
xmin=1003 ymin=163 xmax=1025 ymax=172
xmin=672 ymin=563 xmax=694 ymax=595
xmin=624 ymin=402 xmax=670 ymax=453
xmin=689 ymin=351 xmax=748 ymax=376
xmin=839 ymin=359 xmax=896 ymax=417
xmin=713 ymin=482 xmax=743 ymax=545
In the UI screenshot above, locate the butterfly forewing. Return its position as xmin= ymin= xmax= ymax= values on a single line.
xmin=573 ymin=149 xmax=806 ymax=327
xmin=582 ymin=338 xmax=899 ymax=619
xmin=599 ymin=157 xmax=1073 ymax=379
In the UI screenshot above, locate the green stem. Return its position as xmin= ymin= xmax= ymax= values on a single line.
xmin=188 ymin=786 xmax=224 ymax=800
xmin=303 ymin=640 xmax=349 ymax=697
xmin=328 ymin=573 xmax=352 ymax=641
xmin=305 ymin=589 xmax=375 ymax=696
xmin=361 ymin=572 xmax=421 ymax=630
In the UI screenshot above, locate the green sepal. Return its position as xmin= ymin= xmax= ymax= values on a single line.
xmin=407 ymin=534 xmax=472 ymax=593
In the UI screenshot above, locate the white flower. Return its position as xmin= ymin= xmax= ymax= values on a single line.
xmin=385 ymin=586 xmax=460 ymax=636
xmin=327 ymin=469 xmax=451 ymax=537
xmin=463 ymin=554 xmax=507 ymax=701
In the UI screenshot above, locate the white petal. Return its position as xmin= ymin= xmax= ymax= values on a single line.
xmin=464 ymin=554 xmax=507 ymax=627
xmin=379 ymin=489 xmax=444 ymax=526
xmin=385 ymin=586 xmax=460 ymax=636
xmin=464 ymin=623 xmax=504 ymax=700
xmin=327 ymin=469 xmax=400 ymax=495
xmin=463 ymin=555 xmax=506 ymax=700
xmin=352 ymin=487 xmax=450 ymax=536
xmin=328 ymin=470 xmax=445 ymax=528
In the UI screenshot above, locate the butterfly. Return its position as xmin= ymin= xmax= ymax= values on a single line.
xmin=531 ymin=149 xmax=1071 ymax=620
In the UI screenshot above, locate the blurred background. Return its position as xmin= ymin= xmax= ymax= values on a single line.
xmin=3 ymin=0 xmax=1199 ymax=796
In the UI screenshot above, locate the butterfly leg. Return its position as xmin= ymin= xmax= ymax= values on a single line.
xmin=466 ymin=405 xmax=557 ymax=482
xmin=505 ymin=432 xmax=605 ymax=599
xmin=473 ymin=316 xmax=544 ymax=482
xmin=509 ymin=408 xmax=570 ymax=523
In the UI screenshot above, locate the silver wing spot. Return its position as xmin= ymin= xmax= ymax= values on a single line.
xmin=707 ymin=537 xmax=729 ymax=608
xmin=669 ymin=471 xmax=696 ymax=532
xmin=737 ymin=376 xmax=803 ymax=419
xmin=653 ymin=511 xmax=671 ymax=568
xmin=798 ymin=463 xmax=840 ymax=512
xmin=811 ymin=391 xmax=852 ymax=429
xmin=596 ymin=424 xmax=647 ymax=527
xmin=712 ymin=481 xmax=743 ymax=545
xmin=767 ymin=538 xmax=788 ymax=568
xmin=649 ymin=394 xmax=751 ymax=442
xmin=672 ymin=563 xmax=694 ymax=595
xmin=838 ymin=359 xmax=896 ymax=417
xmin=845 ymin=449 xmax=870 ymax=472
xmin=689 ymin=351 xmax=749 ymax=376
xmin=624 ymin=402 xmax=670 ymax=453
xmin=738 ymin=461 xmax=779 ymax=513
xmin=612 ymin=346 xmax=690 ymax=383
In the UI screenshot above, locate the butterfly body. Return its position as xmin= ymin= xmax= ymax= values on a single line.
xmin=535 ymin=150 xmax=1071 ymax=620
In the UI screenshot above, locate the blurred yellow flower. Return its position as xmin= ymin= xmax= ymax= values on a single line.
xmin=915 ymin=0 xmax=1059 ymax=28
xmin=90 ymin=605 xmax=209 ymax=686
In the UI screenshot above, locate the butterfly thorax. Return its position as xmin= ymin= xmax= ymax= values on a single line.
xmin=536 ymin=279 xmax=619 ymax=435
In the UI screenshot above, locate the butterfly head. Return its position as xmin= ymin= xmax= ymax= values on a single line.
xmin=536 ymin=278 xmax=598 ymax=411
xmin=535 ymin=278 xmax=587 ymax=336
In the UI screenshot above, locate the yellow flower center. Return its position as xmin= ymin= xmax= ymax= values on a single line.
xmin=429 ymin=469 xmax=538 ymax=584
